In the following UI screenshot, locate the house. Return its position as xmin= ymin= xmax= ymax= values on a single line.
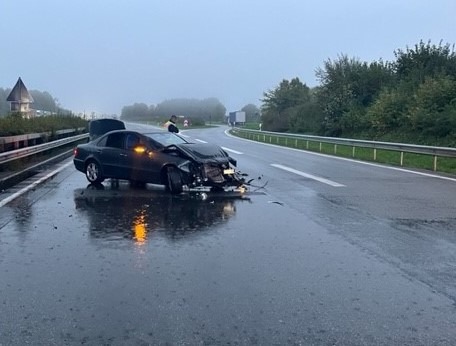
xmin=7 ymin=77 xmax=34 ymax=118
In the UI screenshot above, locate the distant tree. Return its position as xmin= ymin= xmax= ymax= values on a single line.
xmin=0 ymin=88 xmax=70 ymax=117
xmin=121 ymin=103 xmax=152 ymax=120
xmin=241 ymin=103 xmax=260 ymax=122
xmin=316 ymin=55 xmax=394 ymax=136
xmin=119 ymin=98 xmax=227 ymax=124
xmin=29 ymin=90 xmax=58 ymax=112
xmin=261 ymin=78 xmax=310 ymax=132
xmin=366 ymin=41 xmax=456 ymax=140
xmin=124 ymin=97 xmax=227 ymax=123
xmin=410 ymin=75 xmax=456 ymax=136
xmin=288 ymin=91 xmax=325 ymax=134
xmin=213 ymin=102 xmax=226 ymax=122
xmin=262 ymin=78 xmax=310 ymax=113
xmin=0 ymin=88 xmax=10 ymax=116
xmin=393 ymin=40 xmax=456 ymax=86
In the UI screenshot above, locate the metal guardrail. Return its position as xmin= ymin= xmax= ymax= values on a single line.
xmin=0 ymin=128 xmax=87 ymax=148
xmin=231 ymin=128 xmax=456 ymax=172
xmin=0 ymin=133 xmax=89 ymax=165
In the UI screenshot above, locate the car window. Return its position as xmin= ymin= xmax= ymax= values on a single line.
xmin=125 ymin=133 xmax=140 ymax=150
xmin=145 ymin=132 xmax=188 ymax=146
xmin=96 ymin=136 xmax=107 ymax=147
xmin=105 ymin=133 xmax=125 ymax=149
xmin=145 ymin=138 xmax=162 ymax=150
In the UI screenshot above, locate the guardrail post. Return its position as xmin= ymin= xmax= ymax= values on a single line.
xmin=434 ymin=156 xmax=438 ymax=171
xmin=334 ymin=144 xmax=337 ymax=154
xmin=374 ymin=148 xmax=377 ymax=161
xmin=400 ymin=152 xmax=404 ymax=166
xmin=319 ymin=142 xmax=322 ymax=152
xmin=352 ymin=146 xmax=356 ymax=158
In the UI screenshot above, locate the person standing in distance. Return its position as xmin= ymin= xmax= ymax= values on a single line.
xmin=164 ymin=115 xmax=179 ymax=133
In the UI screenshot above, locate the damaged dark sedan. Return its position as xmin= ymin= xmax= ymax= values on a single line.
xmin=73 ymin=130 xmax=246 ymax=193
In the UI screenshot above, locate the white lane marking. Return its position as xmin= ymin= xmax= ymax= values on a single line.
xmin=0 ymin=161 xmax=73 ymax=208
xmin=192 ymin=139 xmax=243 ymax=154
xmin=271 ymin=163 xmax=345 ymax=187
xmin=221 ymin=147 xmax=243 ymax=155
xmin=225 ymin=129 xmax=456 ymax=183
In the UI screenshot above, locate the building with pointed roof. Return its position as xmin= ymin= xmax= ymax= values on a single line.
xmin=7 ymin=77 xmax=34 ymax=117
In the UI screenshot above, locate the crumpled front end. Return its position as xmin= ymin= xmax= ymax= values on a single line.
xmin=203 ymin=163 xmax=226 ymax=184
xmin=179 ymin=161 xmax=245 ymax=190
xmin=172 ymin=143 xmax=246 ymax=190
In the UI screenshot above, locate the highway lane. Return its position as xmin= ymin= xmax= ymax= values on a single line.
xmin=0 ymin=124 xmax=455 ymax=345
xmin=186 ymin=125 xmax=456 ymax=300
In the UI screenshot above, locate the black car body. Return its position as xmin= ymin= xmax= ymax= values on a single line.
xmin=73 ymin=130 xmax=245 ymax=193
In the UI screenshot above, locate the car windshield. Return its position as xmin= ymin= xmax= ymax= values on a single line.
xmin=144 ymin=132 xmax=189 ymax=146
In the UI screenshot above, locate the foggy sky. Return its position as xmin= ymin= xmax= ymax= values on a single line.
xmin=1 ymin=0 xmax=455 ymax=116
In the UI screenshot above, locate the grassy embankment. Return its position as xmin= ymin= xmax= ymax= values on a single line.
xmin=234 ymin=123 xmax=456 ymax=175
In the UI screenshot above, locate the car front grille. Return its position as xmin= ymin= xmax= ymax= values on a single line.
xmin=203 ymin=164 xmax=225 ymax=183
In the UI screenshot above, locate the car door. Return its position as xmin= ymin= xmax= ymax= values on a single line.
xmin=97 ymin=132 xmax=130 ymax=179
xmin=125 ymin=135 xmax=165 ymax=183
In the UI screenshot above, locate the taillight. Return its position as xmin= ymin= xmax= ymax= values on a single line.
xmin=73 ymin=147 xmax=78 ymax=156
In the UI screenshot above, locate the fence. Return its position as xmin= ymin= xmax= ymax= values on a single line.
xmin=230 ymin=128 xmax=456 ymax=173
xmin=0 ymin=132 xmax=89 ymax=190
xmin=0 ymin=133 xmax=89 ymax=165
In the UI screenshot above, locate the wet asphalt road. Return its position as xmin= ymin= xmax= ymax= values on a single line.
xmin=1 ymin=124 xmax=456 ymax=345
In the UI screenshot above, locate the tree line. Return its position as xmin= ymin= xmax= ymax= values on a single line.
xmin=120 ymin=98 xmax=261 ymax=125
xmin=120 ymin=97 xmax=228 ymax=125
xmin=0 ymin=89 xmax=71 ymax=116
xmin=2 ymin=40 xmax=454 ymax=146
xmin=261 ymin=40 xmax=456 ymax=146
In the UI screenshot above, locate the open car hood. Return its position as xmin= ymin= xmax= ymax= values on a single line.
xmin=174 ymin=143 xmax=232 ymax=164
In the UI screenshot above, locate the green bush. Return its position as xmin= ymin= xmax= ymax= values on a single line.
xmin=0 ymin=114 xmax=88 ymax=136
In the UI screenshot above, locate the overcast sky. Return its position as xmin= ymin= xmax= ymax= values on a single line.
xmin=1 ymin=0 xmax=455 ymax=115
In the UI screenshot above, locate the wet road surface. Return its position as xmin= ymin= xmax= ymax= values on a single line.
xmin=1 ymin=125 xmax=456 ymax=345
xmin=0 ymin=166 xmax=455 ymax=345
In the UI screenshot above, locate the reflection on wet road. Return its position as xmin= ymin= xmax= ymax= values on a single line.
xmin=1 ymin=168 xmax=456 ymax=345
xmin=74 ymin=183 xmax=249 ymax=244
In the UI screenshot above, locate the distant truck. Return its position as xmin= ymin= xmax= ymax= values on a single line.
xmin=228 ymin=111 xmax=246 ymax=126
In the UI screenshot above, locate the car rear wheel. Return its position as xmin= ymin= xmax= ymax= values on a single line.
xmin=85 ymin=160 xmax=104 ymax=183
xmin=166 ymin=166 xmax=183 ymax=194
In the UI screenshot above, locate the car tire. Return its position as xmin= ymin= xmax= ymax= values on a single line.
xmin=85 ymin=160 xmax=104 ymax=183
xmin=166 ymin=166 xmax=183 ymax=194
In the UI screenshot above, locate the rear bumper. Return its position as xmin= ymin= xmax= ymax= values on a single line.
xmin=73 ymin=158 xmax=84 ymax=173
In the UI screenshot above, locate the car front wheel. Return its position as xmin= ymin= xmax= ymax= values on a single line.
xmin=166 ymin=166 xmax=183 ymax=194
xmin=85 ymin=160 xmax=104 ymax=183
